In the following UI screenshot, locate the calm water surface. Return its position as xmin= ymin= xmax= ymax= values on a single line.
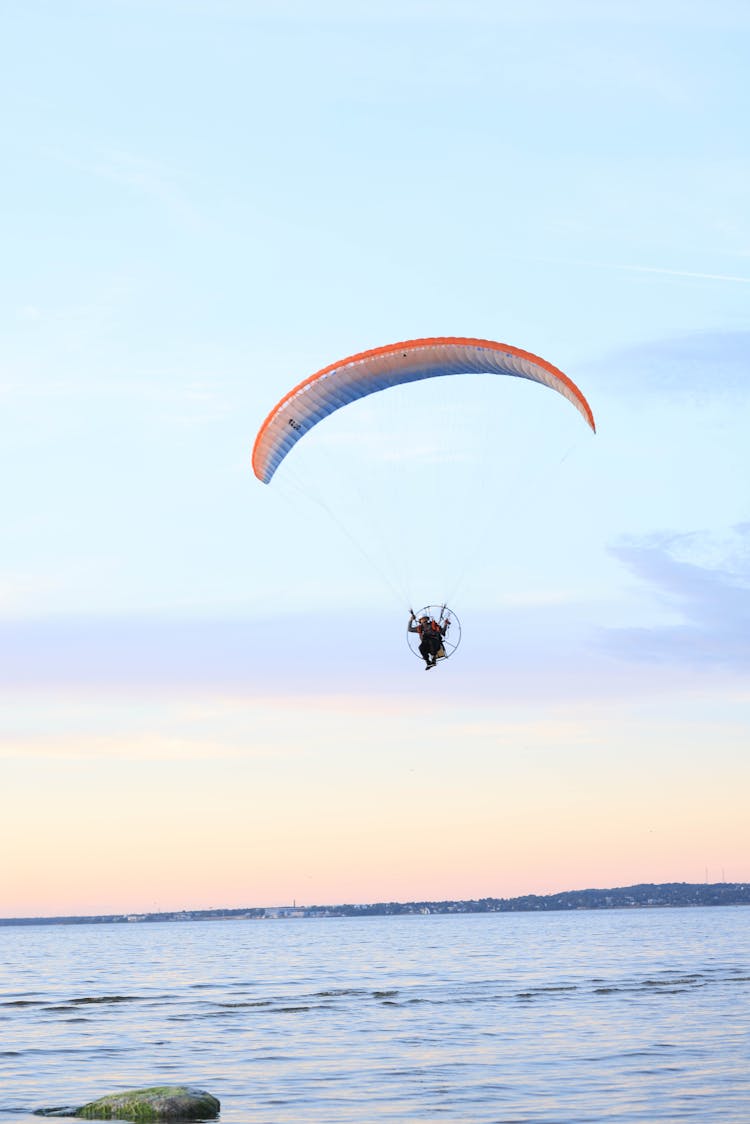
xmin=0 ymin=908 xmax=748 ymax=1122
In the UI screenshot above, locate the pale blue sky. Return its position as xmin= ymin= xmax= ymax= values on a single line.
xmin=2 ymin=0 xmax=749 ymax=914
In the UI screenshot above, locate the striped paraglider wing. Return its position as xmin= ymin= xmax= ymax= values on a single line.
xmin=252 ymin=336 xmax=596 ymax=484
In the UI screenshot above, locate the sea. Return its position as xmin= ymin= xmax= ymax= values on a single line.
xmin=1 ymin=907 xmax=748 ymax=1123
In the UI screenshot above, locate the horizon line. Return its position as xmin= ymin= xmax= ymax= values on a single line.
xmin=2 ymin=879 xmax=746 ymax=925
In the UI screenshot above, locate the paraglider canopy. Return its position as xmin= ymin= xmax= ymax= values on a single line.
xmin=252 ymin=336 xmax=596 ymax=485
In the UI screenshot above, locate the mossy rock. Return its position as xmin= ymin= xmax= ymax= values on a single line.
xmin=37 ymin=1086 xmax=220 ymax=1121
xmin=77 ymin=1088 xmax=219 ymax=1121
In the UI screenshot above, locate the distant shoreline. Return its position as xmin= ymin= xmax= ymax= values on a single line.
xmin=2 ymin=881 xmax=748 ymax=927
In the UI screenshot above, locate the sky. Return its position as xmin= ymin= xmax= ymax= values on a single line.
xmin=1 ymin=0 xmax=749 ymax=917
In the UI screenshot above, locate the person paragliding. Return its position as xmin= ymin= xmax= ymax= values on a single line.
xmin=408 ymin=609 xmax=451 ymax=670
xmin=252 ymin=336 xmax=595 ymax=669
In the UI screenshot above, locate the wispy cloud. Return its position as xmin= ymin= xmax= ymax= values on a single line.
xmin=583 ymin=329 xmax=750 ymax=395
xmin=53 ymin=144 xmax=204 ymax=230
xmin=0 ymin=732 xmax=274 ymax=763
xmin=0 ymin=573 xmax=59 ymax=614
xmin=603 ymin=526 xmax=750 ymax=669
xmin=0 ymin=598 xmax=707 ymax=705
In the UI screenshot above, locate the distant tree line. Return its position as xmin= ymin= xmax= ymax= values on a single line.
xmin=1 ymin=882 xmax=748 ymax=926
xmin=322 ymin=882 xmax=750 ymax=916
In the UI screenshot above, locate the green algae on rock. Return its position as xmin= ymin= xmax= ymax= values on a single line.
xmin=37 ymin=1086 xmax=220 ymax=1121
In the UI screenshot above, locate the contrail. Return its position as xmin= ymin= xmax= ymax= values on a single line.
xmin=619 ymin=263 xmax=750 ymax=284
xmin=555 ymin=257 xmax=750 ymax=284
